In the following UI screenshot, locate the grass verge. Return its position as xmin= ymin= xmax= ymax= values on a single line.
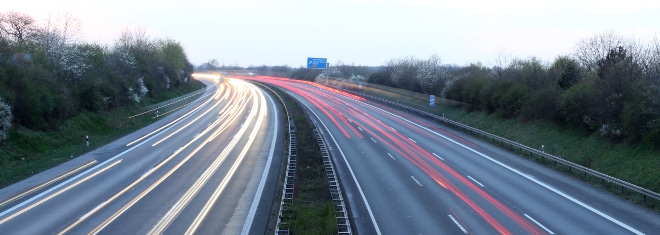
xmin=0 ymin=81 xmax=205 ymax=188
xmin=262 ymin=83 xmax=337 ymax=234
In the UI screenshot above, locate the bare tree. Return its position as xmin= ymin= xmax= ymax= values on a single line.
xmin=0 ymin=11 xmax=36 ymax=43
xmin=492 ymin=50 xmax=514 ymax=80
xmin=574 ymin=31 xmax=627 ymax=71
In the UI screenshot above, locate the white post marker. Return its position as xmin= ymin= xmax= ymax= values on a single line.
xmin=86 ymin=135 xmax=89 ymax=147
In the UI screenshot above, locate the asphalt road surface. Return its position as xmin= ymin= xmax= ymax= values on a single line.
xmin=0 ymin=77 xmax=283 ymax=235
xmin=250 ymin=76 xmax=660 ymax=235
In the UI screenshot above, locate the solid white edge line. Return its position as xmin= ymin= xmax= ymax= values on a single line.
xmin=448 ymin=214 xmax=468 ymax=234
xmin=361 ymin=101 xmax=645 ymax=235
xmin=0 ymin=95 xmax=207 ymax=219
xmin=295 ymin=96 xmax=382 ymax=235
xmin=241 ymin=88 xmax=278 ymax=234
xmin=524 ymin=214 xmax=555 ymax=234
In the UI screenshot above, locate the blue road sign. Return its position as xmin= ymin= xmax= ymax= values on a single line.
xmin=430 ymin=95 xmax=435 ymax=107
xmin=307 ymin=57 xmax=327 ymax=69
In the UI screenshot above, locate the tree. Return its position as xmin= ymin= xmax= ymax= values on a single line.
xmin=415 ymin=54 xmax=443 ymax=94
xmin=505 ymin=57 xmax=551 ymax=89
xmin=157 ymin=39 xmax=187 ymax=79
xmin=33 ymin=12 xmax=82 ymax=79
xmin=558 ymin=82 xmax=593 ymax=127
xmin=574 ymin=32 xmax=627 ymax=71
xmin=290 ymin=67 xmax=321 ymax=81
xmin=0 ymin=11 xmax=36 ymax=43
xmin=0 ymin=97 xmax=11 ymax=143
xmin=551 ymin=56 xmax=582 ymax=90
xmin=388 ymin=56 xmax=420 ymax=91
xmin=587 ymin=46 xmax=643 ymax=139
xmin=368 ymin=69 xmax=392 ymax=86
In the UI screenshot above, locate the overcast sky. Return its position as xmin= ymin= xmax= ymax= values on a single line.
xmin=8 ymin=0 xmax=660 ymax=67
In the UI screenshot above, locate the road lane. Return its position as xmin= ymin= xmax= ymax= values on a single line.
xmin=0 ymin=77 xmax=283 ymax=235
xmin=251 ymin=76 xmax=660 ymax=235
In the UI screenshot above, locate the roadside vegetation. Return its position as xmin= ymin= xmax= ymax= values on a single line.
xmin=336 ymin=80 xmax=659 ymax=208
xmin=356 ymin=32 xmax=660 ymax=204
xmin=0 ymin=11 xmax=202 ymax=187
xmin=369 ymin=33 xmax=660 ymax=146
xmin=263 ymin=83 xmax=336 ymax=234
xmin=221 ymin=31 xmax=660 ymax=208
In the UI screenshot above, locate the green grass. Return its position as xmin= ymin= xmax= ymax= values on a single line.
xmin=0 ymin=81 xmax=205 ymax=187
xmin=334 ymin=79 xmax=660 ymax=209
xmin=258 ymin=82 xmax=337 ymax=234
xmin=289 ymin=203 xmax=337 ymax=235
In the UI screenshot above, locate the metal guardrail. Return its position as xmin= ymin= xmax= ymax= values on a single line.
xmin=275 ymin=115 xmax=296 ymax=235
xmin=339 ymin=88 xmax=660 ymax=204
xmin=253 ymin=82 xmax=351 ymax=234
xmin=311 ymin=119 xmax=352 ymax=235
xmin=250 ymin=83 xmax=295 ymax=234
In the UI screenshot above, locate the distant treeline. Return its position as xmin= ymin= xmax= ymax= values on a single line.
xmin=367 ymin=32 xmax=660 ymax=144
xmin=0 ymin=11 xmax=195 ymax=140
xmin=197 ymin=59 xmax=376 ymax=82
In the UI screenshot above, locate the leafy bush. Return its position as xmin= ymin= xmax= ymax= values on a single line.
xmin=520 ymin=87 xmax=561 ymax=121
xmin=496 ymin=84 xmax=529 ymax=118
xmin=558 ymin=82 xmax=593 ymax=127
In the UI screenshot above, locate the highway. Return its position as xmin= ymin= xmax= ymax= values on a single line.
xmin=0 ymin=77 xmax=283 ymax=234
xmin=249 ymin=76 xmax=660 ymax=235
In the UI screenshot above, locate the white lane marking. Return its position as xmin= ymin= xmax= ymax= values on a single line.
xmin=0 ymin=160 xmax=97 ymax=209
xmin=357 ymin=127 xmax=364 ymax=132
xmin=432 ymin=153 xmax=444 ymax=161
xmin=0 ymin=96 xmax=204 ymax=220
xmin=295 ymin=97 xmax=382 ymax=235
xmin=391 ymin=127 xmax=397 ymax=132
xmin=0 ymin=160 xmax=122 ymax=225
xmin=371 ymin=138 xmax=377 ymax=143
xmin=362 ymin=101 xmax=645 ymax=235
xmin=448 ymin=214 xmax=468 ymax=234
xmin=242 ymin=86 xmax=279 ymax=234
xmin=408 ymin=137 xmax=417 ymax=143
xmin=411 ymin=176 xmax=423 ymax=187
xmin=467 ymin=176 xmax=484 ymax=187
xmin=524 ymin=214 xmax=555 ymax=234
xmin=387 ymin=153 xmax=396 ymax=160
